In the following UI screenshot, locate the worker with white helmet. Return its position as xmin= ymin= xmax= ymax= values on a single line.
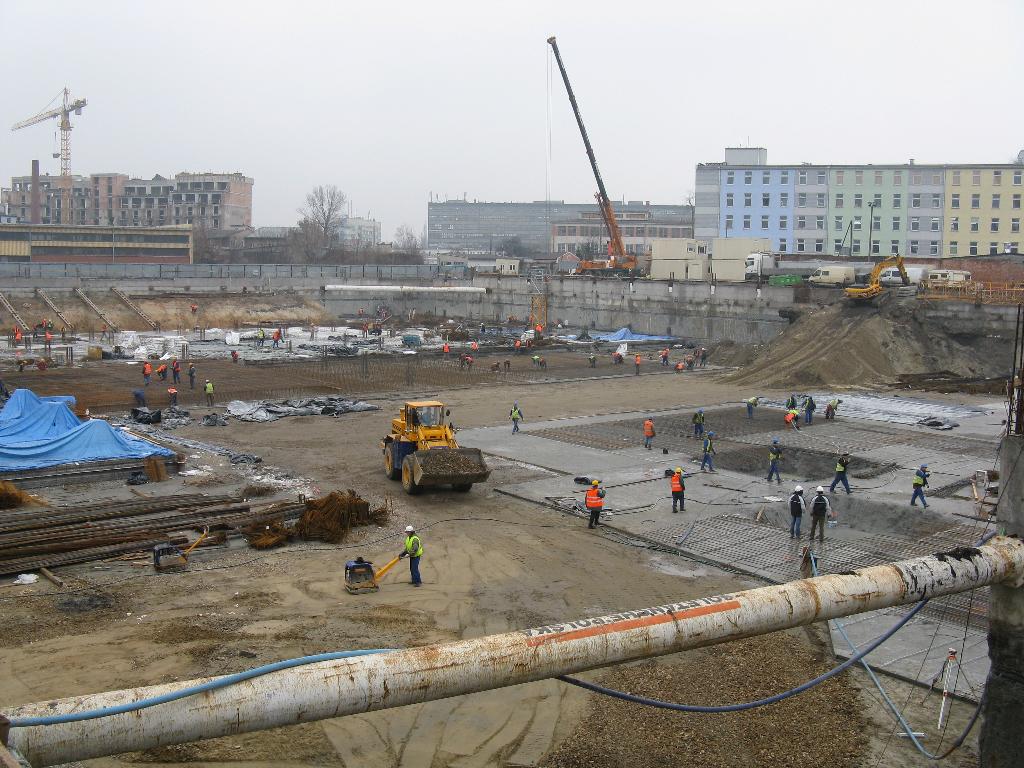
xmin=788 ymin=485 xmax=806 ymax=539
xmin=809 ymin=486 xmax=832 ymax=543
xmin=398 ymin=524 xmax=424 ymax=587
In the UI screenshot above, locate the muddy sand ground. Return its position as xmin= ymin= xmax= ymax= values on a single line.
xmin=1 ymin=374 xmax=986 ymax=767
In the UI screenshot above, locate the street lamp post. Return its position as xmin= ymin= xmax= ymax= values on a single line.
xmin=867 ymin=201 xmax=876 ymax=259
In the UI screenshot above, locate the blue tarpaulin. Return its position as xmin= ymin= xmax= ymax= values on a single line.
xmin=591 ymin=328 xmax=675 ymax=342
xmin=0 ymin=388 xmax=173 ymax=473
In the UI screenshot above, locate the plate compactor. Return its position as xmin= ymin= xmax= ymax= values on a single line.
xmin=345 ymin=555 xmax=401 ymax=594
xmin=153 ymin=528 xmax=210 ymax=571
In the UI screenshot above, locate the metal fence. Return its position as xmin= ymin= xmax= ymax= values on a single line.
xmin=918 ymin=280 xmax=1024 ymax=305
xmin=0 ymin=262 xmax=467 ymax=281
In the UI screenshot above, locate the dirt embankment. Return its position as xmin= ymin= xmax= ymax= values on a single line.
xmin=723 ymin=299 xmax=1011 ymax=389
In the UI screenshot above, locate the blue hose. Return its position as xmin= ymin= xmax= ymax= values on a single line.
xmin=8 ymin=649 xmax=395 ymax=728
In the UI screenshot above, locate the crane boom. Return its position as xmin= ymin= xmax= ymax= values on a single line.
xmin=546 ymin=36 xmax=632 ymax=273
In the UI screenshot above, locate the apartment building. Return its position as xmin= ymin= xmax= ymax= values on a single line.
xmin=696 ymin=148 xmax=1023 ymax=258
xmin=551 ymin=206 xmax=692 ymax=257
xmin=2 ymin=171 xmax=253 ymax=231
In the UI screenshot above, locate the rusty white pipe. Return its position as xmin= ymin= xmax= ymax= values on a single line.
xmin=8 ymin=537 xmax=1024 ymax=766
xmin=323 ymin=285 xmax=485 ymax=294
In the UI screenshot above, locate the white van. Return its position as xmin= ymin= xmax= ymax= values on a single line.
xmin=925 ymin=269 xmax=972 ymax=288
xmin=879 ymin=266 xmax=930 ymax=286
xmin=808 ymin=265 xmax=856 ymax=287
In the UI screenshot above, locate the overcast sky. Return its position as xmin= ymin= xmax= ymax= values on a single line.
xmin=3 ymin=0 xmax=1022 ymax=239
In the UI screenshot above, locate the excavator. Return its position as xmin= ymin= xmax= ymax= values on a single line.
xmin=547 ymin=36 xmax=639 ymax=277
xmin=845 ymin=255 xmax=910 ymax=301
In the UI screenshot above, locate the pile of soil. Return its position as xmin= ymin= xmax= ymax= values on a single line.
xmin=542 ymin=631 xmax=866 ymax=768
xmin=724 ymin=300 xmax=1010 ymax=388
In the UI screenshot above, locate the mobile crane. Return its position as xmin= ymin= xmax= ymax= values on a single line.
xmin=547 ymin=37 xmax=639 ymax=276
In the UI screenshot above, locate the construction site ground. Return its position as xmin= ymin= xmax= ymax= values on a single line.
xmin=0 ymin=365 xmax=995 ymax=767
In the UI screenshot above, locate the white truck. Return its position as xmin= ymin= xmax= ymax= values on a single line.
xmin=879 ymin=265 xmax=931 ymax=286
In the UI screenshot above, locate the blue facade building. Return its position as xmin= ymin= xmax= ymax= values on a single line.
xmin=717 ymin=166 xmax=795 ymax=252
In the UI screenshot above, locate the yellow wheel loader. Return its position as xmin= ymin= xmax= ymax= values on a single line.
xmin=382 ymin=401 xmax=491 ymax=495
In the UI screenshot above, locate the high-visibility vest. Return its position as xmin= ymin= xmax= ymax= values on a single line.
xmin=913 ymin=470 xmax=927 ymax=486
xmin=693 ymin=412 xmax=704 ymax=424
xmin=835 ymin=459 xmax=848 ymax=472
xmin=443 ymin=344 xmax=450 ymax=353
xmin=471 ymin=342 xmax=479 ymax=351
xmin=703 ymin=437 xmax=714 ymax=454
xmin=670 ymin=473 xmax=684 ymax=493
xmin=643 ymin=420 xmax=655 ymax=437
xmin=769 ymin=447 xmax=782 ymax=461
xmin=585 ymin=487 xmax=604 ymax=510
xmin=204 ymin=382 xmax=215 ymax=394
xmin=747 ymin=397 xmax=758 ymax=406
xmin=515 ymin=340 xmax=521 ymax=348
xmin=404 ymin=535 xmax=423 ymax=557
xmin=634 ymin=355 xmax=641 ymax=364
xmin=143 ymin=364 xmax=152 ymax=375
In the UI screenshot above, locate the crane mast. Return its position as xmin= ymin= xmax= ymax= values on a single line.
xmin=546 ymin=36 xmax=632 ymax=274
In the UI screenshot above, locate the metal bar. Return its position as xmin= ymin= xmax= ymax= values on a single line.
xmin=7 ymin=537 xmax=1024 ymax=766
xmin=109 ymin=287 xmax=158 ymax=330
xmin=71 ymin=288 xmax=119 ymax=332
xmin=33 ymin=289 xmax=74 ymax=331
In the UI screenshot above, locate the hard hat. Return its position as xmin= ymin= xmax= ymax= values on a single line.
xmin=920 ymin=464 xmax=928 ymax=469
xmin=405 ymin=525 xmax=415 ymax=532
xmin=698 ymin=408 xmax=704 ymax=413
xmin=772 ymin=437 xmax=780 ymax=443
xmin=794 ymin=485 xmax=803 ymax=492
xmin=592 ymin=479 xmax=600 ymax=485
xmin=675 ymin=467 xmax=683 ymax=473
xmin=708 ymin=431 xmax=715 ymax=436
xmin=816 ymin=486 xmax=824 ymax=493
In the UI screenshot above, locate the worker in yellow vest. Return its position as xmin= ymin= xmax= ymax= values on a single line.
xmin=204 ymin=379 xmax=215 ymax=407
xmin=398 ymin=524 xmax=424 ymax=586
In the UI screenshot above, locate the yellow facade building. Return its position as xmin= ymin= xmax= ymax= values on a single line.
xmin=944 ymin=166 xmax=1023 ymax=258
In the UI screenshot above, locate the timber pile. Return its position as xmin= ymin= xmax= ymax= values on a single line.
xmin=0 ymin=494 xmax=305 ymax=575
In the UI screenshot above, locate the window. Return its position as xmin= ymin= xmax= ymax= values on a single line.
xmin=762 ymin=171 xmax=771 ymax=184
xmin=949 ymin=241 xmax=958 ymax=256
xmin=911 ymin=193 xmax=921 ymax=208
xmin=852 ymin=239 xmax=861 ymax=255
xmin=762 ymin=193 xmax=771 ymax=206
xmin=912 ymin=173 xmax=923 ymax=185
xmin=779 ymin=215 xmax=788 ymax=229
xmin=796 ymin=215 xmax=806 ymax=229
xmin=994 ymin=170 xmax=1002 ymax=185
xmin=969 ymin=241 xmax=978 ymax=255
xmin=909 ymin=240 xmax=919 ymax=255
xmin=972 ymin=170 xmax=981 ymax=185
xmin=991 ymin=218 xmax=1000 ymax=232
xmin=816 ymin=216 xmax=825 ymax=230
xmin=970 ymin=217 xmax=980 ymax=232
xmin=951 ymin=193 xmax=960 ymax=209
xmin=873 ymin=193 xmax=882 ymax=207
xmin=1015 ymin=171 xmax=1023 ymax=185
xmin=933 ymin=173 xmax=941 ymax=185
xmin=950 ymin=216 xmax=959 ymax=232
xmin=890 ymin=240 xmax=900 ymax=255
xmin=930 ymin=217 xmax=940 ymax=232
xmin=910 ymin=218 xmax=920 ymax=231
xmin=815 ymin=239 xmax=824 ymax=253
xmin=894 ymin=172 xmax=902 ymax=185
xmin=744 ymin=193 xmax=752 ymax=207
xmin=780 ymin=193 xmax=789 ymax=207
xmin=993 ymin=194 xmax=1001 ymax=209
xmin=855 ymin=170 xmax=863 ymax=185
xmin=872 ymin=216 xmax=881 ymax=231
xmin=892 ymin=216 xmax=901 ymax=230
xmin=835 ymin=193 xmax=844 ymax=208
xmin=744 ymin=171 xmax=752 ymax=184
xmin=834 ymin=215 xmax=843 ymax=230
xmin=724 ymin=215 xmax=733 ymax=230
xmin=854 ymin=193 xmax=863 ymax=208
xmin=817 ymin=171 xmax=826 ymax=184
xmin=798 ymin=170 xmax=807 ymax=184
xmin=875 ymin=171 xmax=883 ymax=185
xmin=1013 ymin=218 xmax=1021 ymax=233
xmin=990 ymin=242 xmax=1000 ymax=255
xmin=871 ymin=239 xmax=880 ymax=255
xmin=780 ymin=171 xmax=790 ymax=184
xmin=952 ymin=170 xmax=961 ymax=186
xmin=761 ymin=215 xmax=769 ymax=229
xmin=742 ymin=215 xmax=751 ymax=230
xmin=796 ymin=238 xmax=806 ymax=252
xmin=971 ymin=194 xmax=980 ymax=209
xmin=726 ymin=171 xmax=735 ymax=184
xmin=1013 ymin=194 xmax=1021 ymax=209
xmin=779 ymin=237 xmax=788 ymax=252
xmin=797 ymin=193 xmax=807 ymax=207
xmin=836 ymin=171 xmax=845 ymax=184
xmin=893 ymin=193 xmax=902 ymax=208
xmin=725 ymin=193 xmax=734 ymax=206
xmin=930 ymin=242 xmax=939 ymax=256
xmin=931 ymin=193 xmax=941 ymax=208
xmin=817 ymin=193 xmax=826 ymax=207
xmin=853 ymin=216 xmax=862 ymax=230
xmin=833 ymin=239 xmax=843 ymax=252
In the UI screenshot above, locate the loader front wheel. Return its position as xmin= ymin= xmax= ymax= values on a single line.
xmin=384 ymin=444 xmax=401 ymax=480
xmin=401 ymin=457 xmax=421 ymax=495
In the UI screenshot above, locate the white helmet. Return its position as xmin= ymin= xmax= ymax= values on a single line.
xmin=405 ymin=525 xmax=415 ymax=533
xmin=794 ymin=485 xmax=803 ymax=493
xmin=816 ymin=486 xmax=824 ymax=493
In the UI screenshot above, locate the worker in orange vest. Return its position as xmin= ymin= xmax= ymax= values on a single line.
xmin=142 ymin=361 xmax=153 ymax=386
xmin=442 ymin=342 xmax=450 ymax=356
xmin=642 ymin=417 xmax=656 ymax=450
xmin=514 ymin=339 xmax=522 ymax=355
xmin=634 ymin=353 xmax=642 ymax=375
xmin=660 ymin=348 xmax=670 ymax=366
xmin=585 ymin=479 xmax=606 ymax=529
xmin=471 ymin=340 xmax=479 ymax=352
xmin=670 ymin=467 xmax=685 ymax=512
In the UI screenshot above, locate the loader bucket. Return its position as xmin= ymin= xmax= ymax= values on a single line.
xmin=409 ymin=448 xmax=491 ymax=488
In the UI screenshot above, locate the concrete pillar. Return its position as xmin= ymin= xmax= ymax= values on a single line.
xmin=980 ymin=434 xmax=1024 ymax=766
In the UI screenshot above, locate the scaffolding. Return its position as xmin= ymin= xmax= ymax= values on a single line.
xmin=918 ymin=281 xmax=1024 ymax=305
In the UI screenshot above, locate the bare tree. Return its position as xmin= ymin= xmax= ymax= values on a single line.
xmin=393 ymin=225 xmax=423 ymax=261
xmin=298 ymin=185 xmax=347 ymax=243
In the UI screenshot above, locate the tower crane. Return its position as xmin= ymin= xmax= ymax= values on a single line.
xmin=546 ymin=37 xmax=638 ymax=276
xmin=11 ymin=87 xmax=88 ymax=224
